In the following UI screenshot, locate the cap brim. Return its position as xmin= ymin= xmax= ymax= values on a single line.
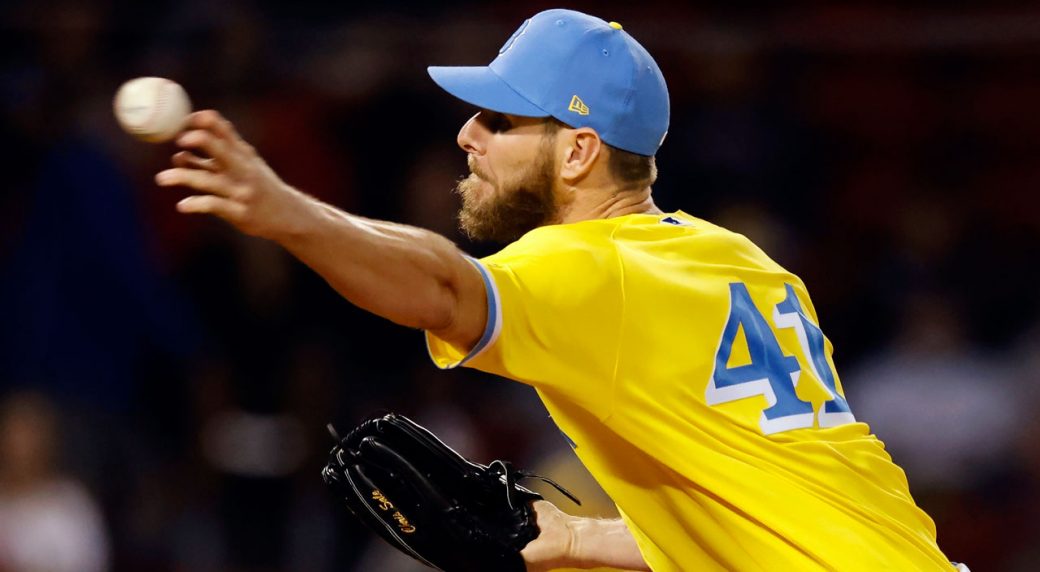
xmin=428 ymin=66 xmax=548 ymax=117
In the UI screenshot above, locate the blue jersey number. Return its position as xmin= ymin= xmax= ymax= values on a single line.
xmin=706 ymin=283 xmax=855 ymax=434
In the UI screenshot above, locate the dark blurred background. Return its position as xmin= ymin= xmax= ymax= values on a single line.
xmin=1 ymin=0 xmax=1039 ymax=570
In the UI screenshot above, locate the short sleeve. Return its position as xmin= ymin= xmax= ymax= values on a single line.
xmin=425 ymin=225 xmax=625 ymax=415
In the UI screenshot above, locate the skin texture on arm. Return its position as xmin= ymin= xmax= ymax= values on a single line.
xmin=522 ymin=501 xmax=650 ymax=571
xmin=155 ymin=110 xmax=488 ymax=350
xmin=283 ymin=207 xmax=487 ymax=342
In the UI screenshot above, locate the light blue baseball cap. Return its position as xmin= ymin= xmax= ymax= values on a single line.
xmin=428 ymin=9 xmax=670 ymax=157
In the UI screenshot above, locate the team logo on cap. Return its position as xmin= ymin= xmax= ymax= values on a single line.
xmin=499 ymin=18 xmax=531 ymax=54
xmin=568 ymin=95 xmax=590 ymax=116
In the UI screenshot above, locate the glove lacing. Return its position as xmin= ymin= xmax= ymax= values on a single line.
xmin=487 ymin=459 xmax=582 ymax=510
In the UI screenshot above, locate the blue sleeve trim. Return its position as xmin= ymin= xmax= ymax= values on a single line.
xmin=426 ymin=256 xmax=502 ymax=369
xmin=457 ymin=256 xmax=501 ymax=366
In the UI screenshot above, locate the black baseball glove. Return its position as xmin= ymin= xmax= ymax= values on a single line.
xmin=322 ymin=412 xmax=579 ymax=572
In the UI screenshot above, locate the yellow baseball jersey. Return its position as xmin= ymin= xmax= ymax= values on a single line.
xmin=426 ymin=211 xmax=952 ymax=571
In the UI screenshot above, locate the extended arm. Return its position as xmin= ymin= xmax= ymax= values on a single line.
xmin=154 ymin=110 xmax=487 ymax=350
xmin=522 ymin=501 xmax=650 ymax=571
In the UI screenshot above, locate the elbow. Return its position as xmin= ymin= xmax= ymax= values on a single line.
xmin=413 ymin=237 xmax=468 ymax=333
xmin=414 ymin=291 xmax=458 ymax=333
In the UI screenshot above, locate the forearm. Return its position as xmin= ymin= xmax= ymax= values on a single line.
xmin=569 ymin=518 xmax=650 ymax=571
xmin=157 ymin=110 xmax=485 ymax=347
xmin=524 ymin=502 xmax=649 ymax=572
xmin=277 ymin=197 xmax=469 ymax=333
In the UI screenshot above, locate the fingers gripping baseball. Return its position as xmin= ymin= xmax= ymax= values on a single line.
xmin=156 ymin=110 xmax=313 ymax=239
xmin=177 ymin=129 xmax=235 ymax=166
xmin=176 ymin=195 xmax=246 ymax=220
xmin=172 ymin=150 xmax=218 ymax=172
xmin=157 ymin=168 xmax=237 ymax=197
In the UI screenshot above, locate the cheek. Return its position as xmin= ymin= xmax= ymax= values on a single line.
xmin=484 ymin=140 xmax=528 ymax=184
xmin=481 ymin=156 xmax=501 ymax=185
xmin=489 ymin=158 xmax=526 ymax=193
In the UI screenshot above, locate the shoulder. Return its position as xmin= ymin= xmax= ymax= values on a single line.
xmin=483 ymin=219 xmax=622 ymax=271
xmin=646 ymin=212 xmax=788 ymax=272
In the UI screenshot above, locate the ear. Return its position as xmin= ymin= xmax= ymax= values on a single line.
xmin=559 ymin=128 xmax=603 ymax=183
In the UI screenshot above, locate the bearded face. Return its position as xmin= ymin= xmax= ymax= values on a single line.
xmin=454 ymin=133 xmax=560 ymax=244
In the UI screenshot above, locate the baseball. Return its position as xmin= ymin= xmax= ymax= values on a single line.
xmin=113 ymin=77 xmax=192 ymax=143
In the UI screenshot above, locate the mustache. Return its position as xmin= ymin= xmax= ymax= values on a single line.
xmin=467 ymin=156 xmax=490 ymax=181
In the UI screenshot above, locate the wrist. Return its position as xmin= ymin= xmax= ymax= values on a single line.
xmin=272 ymin=187 xmax=327 ymax=245
xmin=566 ymin=517 xmax=649 ymax=571
xmin=539 ymin=512 xmax=584 ymax=570
xmin=567 ymin=517 xmax=596 ymax=568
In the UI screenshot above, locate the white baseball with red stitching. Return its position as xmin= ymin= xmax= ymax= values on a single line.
xmin=113 ymin=77 xmax=192 ymax=143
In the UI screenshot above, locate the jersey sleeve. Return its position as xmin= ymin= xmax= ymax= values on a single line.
xmin=425 ymin=226 xmax=625 ymax=415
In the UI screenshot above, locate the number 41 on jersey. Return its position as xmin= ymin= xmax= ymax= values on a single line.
xmin=706 ymin=283 xmax=856 ymax=435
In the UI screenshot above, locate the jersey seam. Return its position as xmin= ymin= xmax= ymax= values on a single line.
xmin=602 ymin=224 xmax=627 ymax=424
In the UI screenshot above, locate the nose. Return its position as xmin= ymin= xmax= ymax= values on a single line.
xmin=456 ymin=112 xmax=485 ymax=156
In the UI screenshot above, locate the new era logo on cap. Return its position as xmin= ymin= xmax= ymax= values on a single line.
xmin=568 ymin=95 xmax=589 ymax=116
xmin=427 ymin=9 xmax=670 ymax=156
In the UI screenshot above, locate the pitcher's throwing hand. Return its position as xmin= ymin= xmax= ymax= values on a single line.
xmin=155 ymin=110 xmax=317 ymax=240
